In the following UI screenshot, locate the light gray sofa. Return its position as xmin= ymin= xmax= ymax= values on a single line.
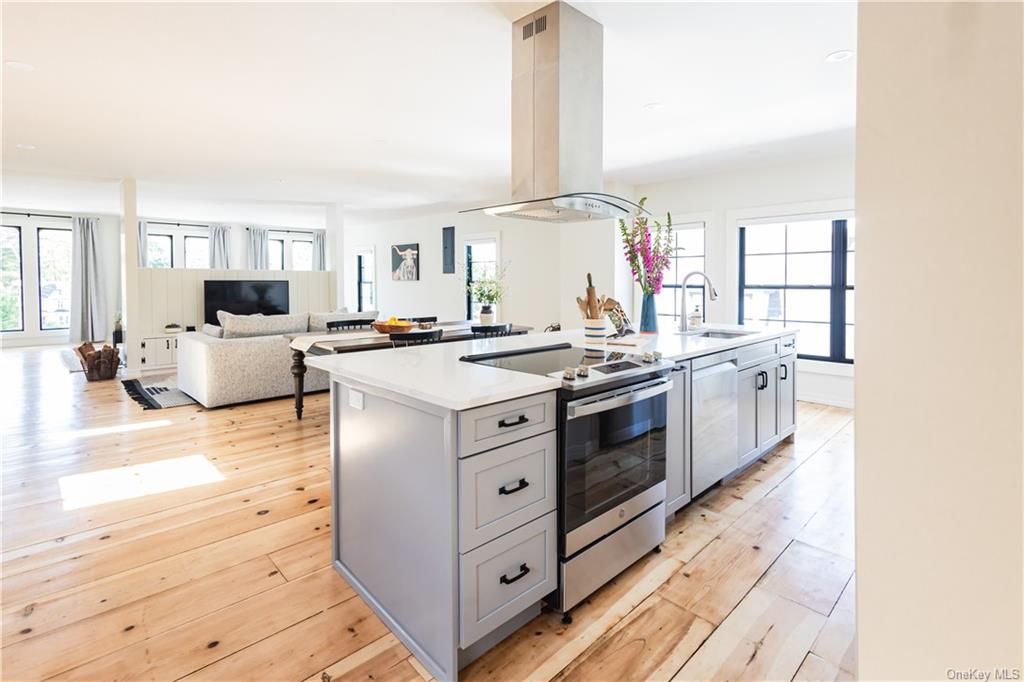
xmin=177 ymin=309 xmax=377 ymax=408
xmin=177 ymin=331 xmax=330 ymax=408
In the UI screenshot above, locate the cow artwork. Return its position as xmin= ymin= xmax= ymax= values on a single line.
xmin=391 ymin=243 xmax=419 ymax=281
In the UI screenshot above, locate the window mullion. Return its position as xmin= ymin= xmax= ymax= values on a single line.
xmin=830 ymin=220 xmax=847 ymax=361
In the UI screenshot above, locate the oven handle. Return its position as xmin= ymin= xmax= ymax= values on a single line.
xmin=566 ymin=378 xmax=673 ymax=420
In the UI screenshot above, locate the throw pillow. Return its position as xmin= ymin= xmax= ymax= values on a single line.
xmin=202 ymin=323 xmax=224 ymax=338
xmin=219 ymin=311 xmax=310 ymax=339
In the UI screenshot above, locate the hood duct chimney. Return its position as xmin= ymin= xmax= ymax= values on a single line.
xmin=462 ymin=1 xmax=646 ymax=223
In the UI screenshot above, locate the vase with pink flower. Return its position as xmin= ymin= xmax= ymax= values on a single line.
xmin=618 ymin=197 xmax=673 ymax=333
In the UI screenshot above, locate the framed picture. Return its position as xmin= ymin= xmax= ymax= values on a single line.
xmin=391 ymin=243 xmax=420 ymax=281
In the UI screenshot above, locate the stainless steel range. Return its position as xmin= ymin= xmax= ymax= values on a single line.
xmin=461 ymin=343 xmax=672 ymax=621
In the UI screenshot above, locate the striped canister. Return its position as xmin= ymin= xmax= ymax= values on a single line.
xmin=584 ymin=318 xmax=607 ymax=344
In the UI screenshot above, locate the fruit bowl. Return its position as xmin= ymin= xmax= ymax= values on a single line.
xmin=371 ymin=321 xmax=415 ymax=334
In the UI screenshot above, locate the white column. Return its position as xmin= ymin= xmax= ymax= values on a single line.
xmin=325 ymin=203 xmax=345 ymax=310
xmin=120 ymin=179 xmax=144 ymax=373
xmin=855 ymin=2 xmax=1022 ymax=678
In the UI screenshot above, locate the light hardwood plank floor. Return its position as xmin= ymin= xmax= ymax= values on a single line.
xmin=1 ymin=346 xmax=856 ymax=682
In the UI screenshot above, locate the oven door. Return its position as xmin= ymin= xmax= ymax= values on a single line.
xmin=561 ymin=378 xmax=670 ymax=556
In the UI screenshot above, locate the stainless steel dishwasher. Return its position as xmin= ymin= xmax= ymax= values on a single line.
xmin=690 ymin=349 xmax=740 ymax=497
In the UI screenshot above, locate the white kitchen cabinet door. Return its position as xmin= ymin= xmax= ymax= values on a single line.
xmin=737 ymin=366 xmax=760 ymax=467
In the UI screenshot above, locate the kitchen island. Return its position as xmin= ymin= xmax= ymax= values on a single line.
xmin=306 ymin=325 xmax=797 ymax=681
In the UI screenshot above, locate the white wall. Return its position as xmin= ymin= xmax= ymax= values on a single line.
xmin=344 ymin=211 xmax=563 ymax=332
xmin=635 ymin=155 xmax=856 ymax=407
xmin=1 ymin=208 xmax=122 ymax=347
xmin=855 ymin=3 xmax=1022 ymax=678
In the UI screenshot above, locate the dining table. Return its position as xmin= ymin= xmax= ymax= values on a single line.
xmin=284 ymin=320 xmax=531 ymax=418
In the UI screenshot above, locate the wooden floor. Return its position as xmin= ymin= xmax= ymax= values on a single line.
xmin=1 ymin=346 xmax=856 ymax=682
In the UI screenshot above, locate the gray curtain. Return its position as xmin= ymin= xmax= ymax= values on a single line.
xmin=247 ymin=226 xmax=269 ymax=270
xmin=137 ymin=219 xmax=148 ymax=267
xmin=70 ymin=216 xmax=107 ymax=343
xmin=312 ymin=229 xmax=327 ymax=271
xmin=209 ymin=224 xmax=232 ymax=269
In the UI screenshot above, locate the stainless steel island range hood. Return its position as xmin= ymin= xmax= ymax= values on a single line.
xmin=462 ymin=1 xmax=646 ymax=223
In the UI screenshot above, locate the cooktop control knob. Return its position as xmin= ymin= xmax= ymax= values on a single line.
xmin=576 ymin=365 xmax=590 ymax=377
xmin=642 ymin=352 xmax=655 ymax=363
xmin=563 ymin=367 xmax=577 ymax=380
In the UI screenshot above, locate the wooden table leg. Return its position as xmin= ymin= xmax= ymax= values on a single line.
xmin=291 ymin=349 xmax=307 ymax=419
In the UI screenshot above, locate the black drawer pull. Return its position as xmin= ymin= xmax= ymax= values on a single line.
xmin=780 ymin=364 xmax=788 ymax=380
xmin=499 ymin=563 xmax=530 ymax=585
xmin=498 ymin=415 xmax=529 ymax=428
xmin=498 ymin=478 xmax=530 ymax=495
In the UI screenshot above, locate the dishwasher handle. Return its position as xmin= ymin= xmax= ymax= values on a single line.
xmin=692 ymin=357 xmax=738 ymax=381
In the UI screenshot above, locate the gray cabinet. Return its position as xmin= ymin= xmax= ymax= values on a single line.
xmin=779 ymin=353 xmax=797 ymax=438
xmin=738 ymin=359 xmax=780 ymax=469
xmin=458 ymin=432 xmax=557 ymax=552
xmin=665 ymin=362 xmax=690 ymax=515
xmin=758 ymin=361 xmax=781 ymax=452
xmin=459 ymin=511 xmax=557 ymax=648
xmin=737 ymin=366 xmax=760 ymax=467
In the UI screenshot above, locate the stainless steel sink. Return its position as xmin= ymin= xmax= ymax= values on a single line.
xmin=678 ymin=330 xmax=757 ymax=339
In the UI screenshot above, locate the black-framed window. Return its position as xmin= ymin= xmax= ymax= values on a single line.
xmin=37 ymin=227 xmax=73 ymax=331
xmin=655 ymin=223 xmax=706 ymax=323
xmin=292 ymin=240 xmax=313 ymax=271
xmin=465 ymin=239 xmax=497 ymax=319
xmin=356 ymin=253 xmax=375 ymax=312
xmin=146 ymin=234 xmax=174 ymax=268
xmin=268 ymin=238 xmax=285 ymax=270
xmin=1 ymin=225 xmax=24 ymax=332
xmin=184 ymin=235 xmax=209 ymax=269
xmin=738 ymin=217 xmax=854 ymax=363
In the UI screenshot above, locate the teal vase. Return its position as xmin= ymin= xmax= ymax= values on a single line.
xmin=640 ymin=293 xmax=657 ymax=332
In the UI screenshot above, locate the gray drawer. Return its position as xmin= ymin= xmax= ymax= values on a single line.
xmin=780 ymin=334 xmax=797 ymax=356
xmin=458 ymin=391 xmax=556 ymax=457
xmin=737 ymin=339 xmax=780 ymax=369
xmin=459 ymin=510 xmax=556 ymax=648
xmin=459 ymin=431 xmax=557 ymax=552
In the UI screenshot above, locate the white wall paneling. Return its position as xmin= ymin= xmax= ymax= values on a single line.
xmin=132 ymin=268 xmax=337 ymax=342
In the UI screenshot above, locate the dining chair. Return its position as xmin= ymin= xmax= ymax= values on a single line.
xmin=471 ymin=323 xmax=513 ymax=339
xmin=401 ymin=316 xmax=438 ymax=323
xmin=390 ymin=329 xmax=444 ymax=348
xmin=326 ymin=318 xmax=376 ymax=331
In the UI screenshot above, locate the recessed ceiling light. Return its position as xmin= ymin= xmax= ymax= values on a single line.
xmin=5 ymin=60 xmax=35 ymax=71
xmin=15 ymin=143 xmax=36 ymax=151
xmin=825 ymin=50 xmax=854 ymax=63
xmin=643 ymin=102 xmax=664 ymax=111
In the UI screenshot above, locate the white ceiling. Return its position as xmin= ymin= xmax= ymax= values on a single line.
xmin=1 ymin=2 xmax=856 ymax=223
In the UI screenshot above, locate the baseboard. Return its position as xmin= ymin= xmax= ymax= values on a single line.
xmin=797 ymin=391 xmax=854 ymax=409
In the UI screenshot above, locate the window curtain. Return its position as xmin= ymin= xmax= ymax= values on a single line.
xmin=137 ymin=220 xmax=148 ymax=267
xmin=209 ymin=224 xmax=232 ymax=269
xmin=70 ymin=216 xmax=107 ymax=343
xmin=247 ymin=226 xmax=269 ymax=270
xmin=312 ymin=229 xmax=327 ymax=271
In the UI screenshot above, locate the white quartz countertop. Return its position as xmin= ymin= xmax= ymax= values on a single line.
xmin=305 ymin=324 xmax=794 ymax=411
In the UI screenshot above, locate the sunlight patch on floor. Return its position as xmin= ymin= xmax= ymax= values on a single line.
xmin=58 ymin=454 xmax=224 ymax=510
xmin=49 ymin=418 xmax=174 ymax=441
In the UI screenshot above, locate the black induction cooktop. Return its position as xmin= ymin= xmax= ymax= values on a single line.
xmin=461 ymin=343 xmax=637 ymax=377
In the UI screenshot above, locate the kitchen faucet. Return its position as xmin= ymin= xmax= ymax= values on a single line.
xmin=679 ymin=271 xmax=719 ymax=332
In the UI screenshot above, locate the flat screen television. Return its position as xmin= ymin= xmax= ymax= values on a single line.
xmin=204 ymin=280 xmax=289 ymax=325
